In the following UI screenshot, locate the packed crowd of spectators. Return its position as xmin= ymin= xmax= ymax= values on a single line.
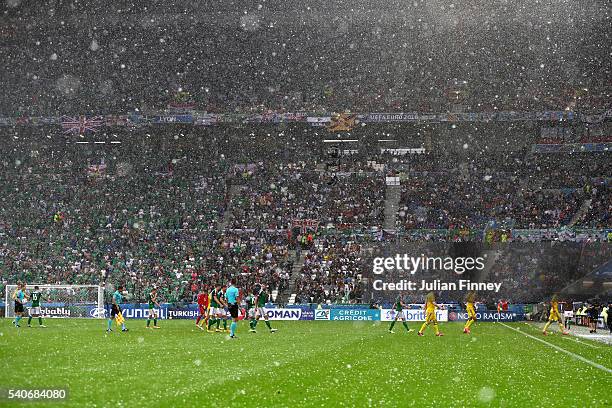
xmin=578 ymin=187 xmax=611 ymax=229
xmin=0 ymin=226 xmax=293 ymax=304
xmin=397 ymin=175 xmax=585 ymax=230
xmin=488 ymin=243 xmax=612 ymax=303
xmin=229 ymin=162 xmax=384 ymax=230
xmin=294 ymin=238 xmax=366 ymax=304
xmin=0 ymin=123 xmax=609 ymax=304
xmin=393 ymin=144 xmax=610 ymax=231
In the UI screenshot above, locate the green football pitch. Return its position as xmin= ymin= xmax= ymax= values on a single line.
xmin=0 ymin=319 xmax=610 ymax=407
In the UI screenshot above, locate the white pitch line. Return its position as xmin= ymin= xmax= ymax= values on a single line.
xmin=500 ymin=322 xmax=611 ymax=374
xmin=563 ymin=336 xmax=601 ymax=349
xmin=524 ymin=322 xmax=601 ymax=349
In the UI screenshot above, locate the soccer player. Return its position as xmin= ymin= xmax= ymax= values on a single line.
xmin=12 ymin=282 xmax=28 ymax=328
xmin=417 ymin=292 xmax=443 ymax=337
xmin=225 ymin=280 xmax=240 ymax=339
xmin=495 ymin=299 xmax=502 ymax=323
xmin=246 ymin=289 xmax=258 ymax=333
xmin=27 ymin=285 xmax=46 ymax=328
xmin=463 ymin=291 xmax=477 ymax=334
xmin=542 ymin=295 xmax=569 ymax=336
xmin=195 ymin=285 xmax=209 ymax=330
xmin=107 ymin=285 xmax=128 ymax=333
xmin=207 ymin=284 xmax=223 ymax=332
xmin=146 ymin=287 xmax=161 ymax=329
xmin=388 ymin=294 xmax=412 ymax=333
xmin=253 ymin=284 xmax=277 ymax=333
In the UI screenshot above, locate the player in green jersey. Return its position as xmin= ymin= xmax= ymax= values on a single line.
xmin=389 ymin=294 xmax=412 ymax=334
xmin=146 ymin=287 xmax=161 ymax=329
xmin=207 ymin=284 xmax=223 ymax=332
xmin=253 ymin=284 xmax=277 ymax=333
xmin=245 ymin=290 xmax=257 ymax=332
xmin=27 ymin=286 xmax=46 ymax=328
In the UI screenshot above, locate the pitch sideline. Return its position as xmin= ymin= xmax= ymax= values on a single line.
xmin=499 ymin=322 xmax=612 ymax=374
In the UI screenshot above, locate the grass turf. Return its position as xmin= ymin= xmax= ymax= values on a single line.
xmin=0 ymin=319 xmax=610 ymax=407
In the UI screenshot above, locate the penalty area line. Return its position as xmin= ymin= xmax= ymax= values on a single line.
xmin=499 ymin=322 xmax=611 ymax=374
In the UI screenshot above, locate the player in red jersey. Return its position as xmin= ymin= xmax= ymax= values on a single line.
xmin=195 ymin=285 xmax=209 ymax=330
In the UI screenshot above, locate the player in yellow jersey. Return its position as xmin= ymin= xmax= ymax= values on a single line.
xmin=543 ymin=295 xmax=570 ymax=336
xmin=463 ymin=291 xmax=477 ymax=334
xmin=418 ymin=292 xmax=444 ymax=337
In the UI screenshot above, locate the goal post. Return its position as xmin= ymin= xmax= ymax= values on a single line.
xmin=4 ymin=284 xmax=105 ymax=319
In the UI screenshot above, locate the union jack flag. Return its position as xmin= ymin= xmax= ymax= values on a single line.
xmin=61 ymin=115 xmax=105 ymax=134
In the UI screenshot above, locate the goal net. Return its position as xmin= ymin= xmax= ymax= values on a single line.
xmin=4 ymin=284 xmax=105 ymax=319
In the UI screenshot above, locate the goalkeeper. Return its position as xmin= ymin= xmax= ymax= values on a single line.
xmin=107 ymin=285 xmax=129 ymax=333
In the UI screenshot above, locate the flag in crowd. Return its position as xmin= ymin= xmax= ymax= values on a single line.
xmin=327 ymin=113 xmax=357 ymax=132
xmin=61 ymin=115 xmax=105 ymax=134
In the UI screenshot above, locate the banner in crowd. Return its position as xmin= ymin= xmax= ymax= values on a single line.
xmin=364 ymin=111 xmax=577 ymax=123
xmin=366 ymin=112 xmax=419 ymax=122
xmin=126 ymin=114 xmax=193 ymax=125
xmin=147 ymin=114 xmax=193 ymax=124
xmin=581 ymin=109 xmax=612 ymax=123
xmin=1 ymin=109 xmax=610 ymax=129
xmin=380 ymin=309 xmax=449 ymax=322
xmin=539 ymin=125 xmax=611 ymax=145
xmin=307 ymin=116 xmax=331 ymax=127
xmin=532 ymin=143 xmax=612 ymax=153
xmin=30 ymin=116 xmax=59 ymax=125
xmin=511 ymin=228 xmax=608 ymax=241
xmin=243 ymin=111 xmax=308 ymax=124
xmin=292 ymin=219 xmax=319 ymax=233
xmin=105 ymin=115 xmax=128 ymax=127
xmin=194 ymin=114 xmax=219 ymax=126
xmin=380 ymin=147 xmax=426 ymax=155
xmin=539 ymin=126 xmax=575 ymax=144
